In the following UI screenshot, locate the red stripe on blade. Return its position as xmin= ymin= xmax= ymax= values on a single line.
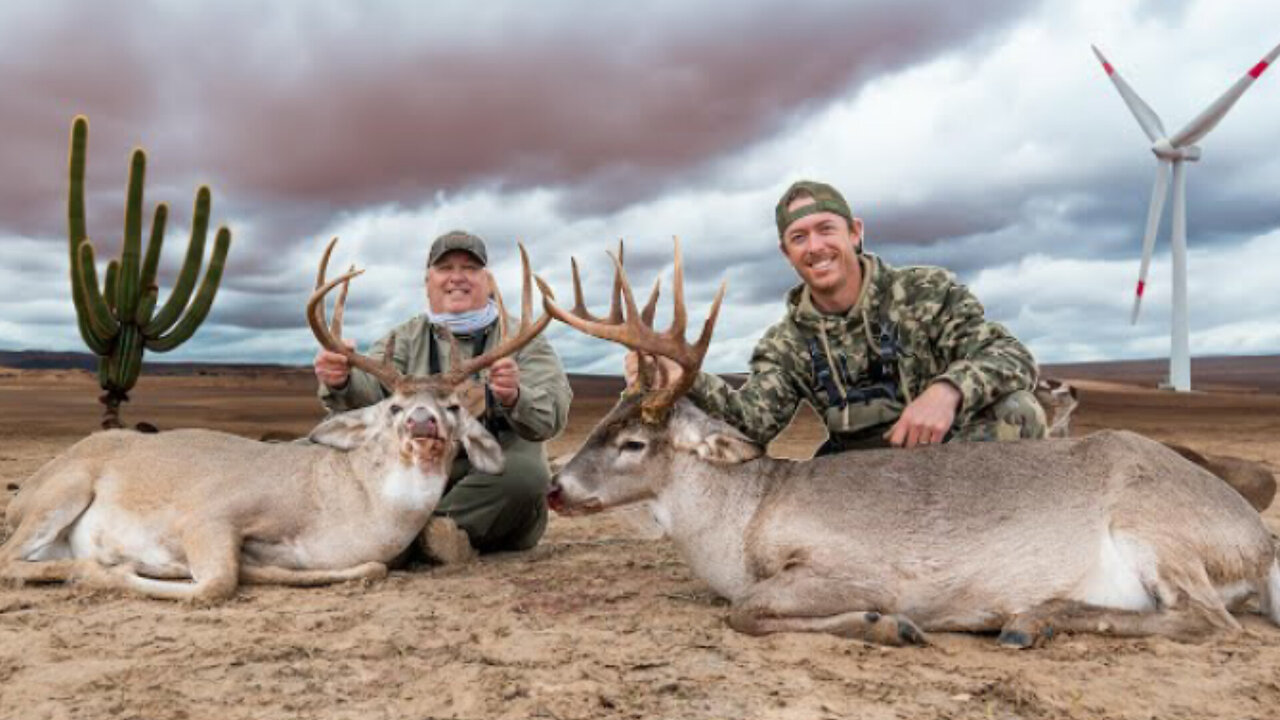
xmin=1103 ymin=61 xmax=1114 ymax=75
xmin=1136 ymin=280 xmax=1146 ymax=297
xmin=1249 ymin=60 xmax=1269 ymax=79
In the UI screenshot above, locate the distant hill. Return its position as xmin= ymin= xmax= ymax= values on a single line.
xmin=2 ymin=349 xmax=1276 ymax=394
xmin=0 ymin=350 xmax=296 ymax=376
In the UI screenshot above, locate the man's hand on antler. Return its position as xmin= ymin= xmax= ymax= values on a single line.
xmin=314 ymin=339 xmax=356 ymax=389
xmin=488 ymin=357 xmax=521 ymax=407
xmin=624 ymin=351 xmax=683 ymax=390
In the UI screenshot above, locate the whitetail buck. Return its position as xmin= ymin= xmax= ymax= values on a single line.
xmin=0 ymin=239 xmax=550 ymax=602
xmin=539 ymin=242 xmax=1280 ymax=647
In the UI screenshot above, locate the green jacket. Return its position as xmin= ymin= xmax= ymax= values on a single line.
xmin=319 ymin=314 xmax=572 ymax=444
xmin=689 ymin=253 xmax=1037 ymax=446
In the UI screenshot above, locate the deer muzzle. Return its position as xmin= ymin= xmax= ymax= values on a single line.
xmin=405 ymin=409 xmax=441 ymax=439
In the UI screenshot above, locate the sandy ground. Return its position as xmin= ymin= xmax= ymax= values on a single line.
xmin=1 ymin=368 xmax=1279 ymax=720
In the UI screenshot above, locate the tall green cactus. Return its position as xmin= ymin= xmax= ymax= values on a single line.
xmin=68 ymin=115 xmax=232 ymax=429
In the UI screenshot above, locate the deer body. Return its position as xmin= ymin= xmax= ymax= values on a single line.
xmin=2 ymin=395 xmax=499 ymax=602
xmin=555 ymin=397 xmax=1280 ymax=646
xmin=1 ymin=237 xmax=551 ymax=602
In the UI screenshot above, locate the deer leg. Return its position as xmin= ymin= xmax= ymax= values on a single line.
xmin=113 ymin=522 xmax=240 ymax=603
xmin=728 ymin=569 xmax=927 ymax=646
xmin=239 ymin=562 xmax=388 ymax=587
xmin=997 ymin=597 xmax=1240 ymax=648
xmin=1 ymin=559 xmax=103 ymax=585
xmin=0 ymin=473 xmax=94 ymax=578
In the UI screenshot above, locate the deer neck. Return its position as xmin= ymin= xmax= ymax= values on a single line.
xmin=651 ymin=453 xmax=781 ymax=601
xmin=344 ymin=433 xmax=450 ymax=515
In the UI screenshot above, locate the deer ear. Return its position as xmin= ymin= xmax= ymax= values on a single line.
xmin=692 ymin=432 xmax=763 ymax=465
xmin=308 ymin=405 xmax=378 ymax=450
xmin=671 ymin=412 xmax=763 ymax=465
xmin=459 ymin=414 xmax=505 ymax=475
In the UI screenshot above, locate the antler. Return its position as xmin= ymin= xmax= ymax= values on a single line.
xmin=307 ymin=237 xmax=406 ymax=390
xmin=535 ymin=237 xmax=725 ymax=420
xmin=436 ymin=242 xmax=553 ymax=387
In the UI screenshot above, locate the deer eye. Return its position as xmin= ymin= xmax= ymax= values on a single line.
xmin=446 ymin=404 xmax=462 ymax=414
xmin=620 ymin=440 xmax=647 ymax=453
xmin=389 ymin=404 xmax=403 ymax=416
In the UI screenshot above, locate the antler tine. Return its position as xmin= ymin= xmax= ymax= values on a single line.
xmin=692 ymin=281 xmax=728 ymax=357
xmin=518 ymin=242 xmax=534 ymax=329
xmin=640 ymin=277 xmax=661 ymax=326
xmin=670 ymin=236 xmax=687 ymax=339
xmin=315 ymin=236 xmax=339 ymax=291
xmin=570 ymin=257 xmax=591 ymax=319
xmin=441 ymin=244 xmax=552 ymax=387
xmin=330 ymin=263 xmax=355 ymax=338
xmin=307 ymin=238 xmax=405 ymax=391
xmin=489 ymin=270 xmax=510 ymax=341
xmin=608 ymin=239 xmax=625 ymax=323
xmin=605 ymin=249 xmax=643 ymax=327
xmin=642 ymin=280 xmax=727 ymax=418
xmin=307 ymin=269 xmax=363 ymax=355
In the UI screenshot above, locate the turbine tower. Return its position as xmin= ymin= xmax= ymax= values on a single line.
xmin=1092 ymin=41 xmax=1279 ymax=392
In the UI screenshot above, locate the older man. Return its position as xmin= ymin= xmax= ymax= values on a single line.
xmin=634 ymin=180 xmax=1044 ymax=453
xmin=315 ymin=230 xmax=572 ymax=560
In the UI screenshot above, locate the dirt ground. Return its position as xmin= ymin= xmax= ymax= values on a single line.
xmin=1 ymin=367 xmax=1278 ymax=720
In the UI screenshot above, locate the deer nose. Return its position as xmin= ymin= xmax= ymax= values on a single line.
xmin=405 ymin=409 xmax=440 ymax=438
xmin=546 ymin=477 xmax=564 ymax=512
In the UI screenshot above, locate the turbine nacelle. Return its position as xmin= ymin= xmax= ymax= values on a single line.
xmin=1150 ymin=140 xmax=1201 ymax=162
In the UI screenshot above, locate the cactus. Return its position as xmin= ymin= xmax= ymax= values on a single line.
xmin=67 ymin=116 xmax=232 ymax=429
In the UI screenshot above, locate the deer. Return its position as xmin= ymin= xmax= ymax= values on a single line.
xmin=537 ymin=242 xmax=1280 ymax=648
xmin=0 ymin=238 xmax=550 ymax=602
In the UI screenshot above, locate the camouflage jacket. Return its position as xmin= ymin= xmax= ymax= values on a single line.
xmin=689 ymin=253 xmax=1037 ymax=445
xmin=318 ymin=314 xmax=572 ymax=444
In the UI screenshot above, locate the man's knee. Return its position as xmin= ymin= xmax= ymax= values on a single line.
xmin=497 ymin=450 xmax=552 ymax=504
xmin=952 ymin=389 xmax=1047 ymax=443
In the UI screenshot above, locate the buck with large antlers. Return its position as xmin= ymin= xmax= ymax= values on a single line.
xmin=542 ymin=241 xmax=1280 ymax=647
xmin=0 ymin=238 xmax=550 ymax=602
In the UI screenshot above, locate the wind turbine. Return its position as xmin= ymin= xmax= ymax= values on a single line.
xmin=1092 ymin=41 xmax=1279 ymax=392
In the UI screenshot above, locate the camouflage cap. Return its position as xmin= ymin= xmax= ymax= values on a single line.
xmin=775 ymin=180 xmax=854 ymax=237
xmin=427 ymin=230 xmax=488 ymax=268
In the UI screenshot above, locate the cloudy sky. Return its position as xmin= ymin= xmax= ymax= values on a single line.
xmin=1 ymin=0 xmax=1278 ymax=375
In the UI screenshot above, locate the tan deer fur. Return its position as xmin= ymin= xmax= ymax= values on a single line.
xmin=550 ymin=396 xmax=1280 ymax=647
xmin=1 ymin=389 xmax=502 ymax=602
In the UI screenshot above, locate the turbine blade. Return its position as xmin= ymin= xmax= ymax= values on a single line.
xmin=1092 ymin=45 xmax=1168 ymax=143
xmin=1170 ymin=41 xmax=1280 ymax=148
xmin=1131 ymin=161 xmax=1171 ymax=324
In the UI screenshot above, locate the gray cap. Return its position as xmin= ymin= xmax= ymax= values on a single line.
xmin=427 ymin=230 xmax=488 ymax=268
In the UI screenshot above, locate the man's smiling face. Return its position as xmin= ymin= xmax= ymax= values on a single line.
xmin=427 ymin=250 xmax=491 ymax=314
xmin=779 ymin=197 xmax=863 ymax=297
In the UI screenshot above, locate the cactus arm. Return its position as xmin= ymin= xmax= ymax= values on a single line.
xmin=116 ymin=150 xmax=145 ymax=320
xmin=75 ymin=242 xmax=119 ymax=341
xmin=145 ymin=227 xmax=229 ymax=352
xmin=144 ymin=186 xmax=209 ymax=336
xmin=115 ymin=324 xmax=144 ymax=392
xmin=104 ymin=259 xmax=119 ymax=316
xmin=96 ymin=355 xmax=112 ymax=388
xmin=140 ymin=202 xmax=167 ymax=297
xmin=135 ymin=286 xmax=158 ymax=326
xmin=68 ymin=117 xmax=88 ymax=250
xmin=67 ymin=116 xmax=109 ymax=353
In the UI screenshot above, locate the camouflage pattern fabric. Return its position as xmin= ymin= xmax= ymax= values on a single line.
xmin=689 ymin=253 xmax=1039 ymax=447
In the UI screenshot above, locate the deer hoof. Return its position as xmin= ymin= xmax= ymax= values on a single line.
xmin=997 ymin=624 xmax=1053 ymax=649
xmin=997 ymin=628 xmax=1032 ymax=648
xmin=866 ymin=613 xmax=928 ymax=647
xmin=897 ymin=617 xmax=929 ymax=646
